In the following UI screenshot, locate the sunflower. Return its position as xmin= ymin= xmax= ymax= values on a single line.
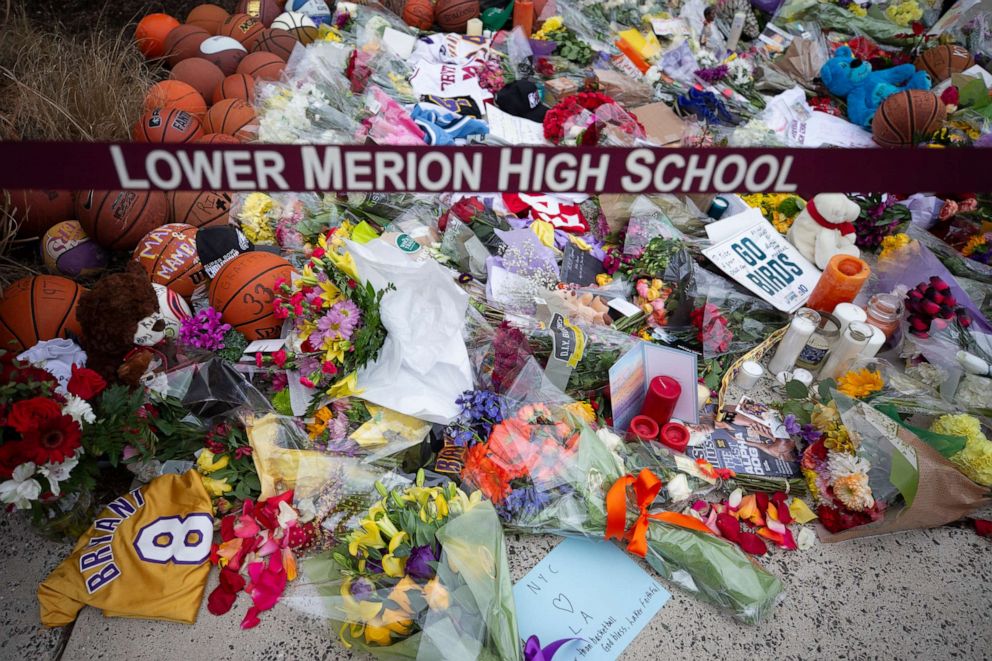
xmin=836 ymin=368 xmax=884 ymax=399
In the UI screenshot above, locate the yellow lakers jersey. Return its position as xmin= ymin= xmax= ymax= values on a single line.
xmin=39 ymin=470 xmax=214 ymax=626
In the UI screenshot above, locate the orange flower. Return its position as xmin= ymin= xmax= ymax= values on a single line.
xmin=461 ymin=444 xmax=512 ymax=504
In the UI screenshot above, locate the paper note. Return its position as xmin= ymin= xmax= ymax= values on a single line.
xmin=560 ymin=244 xmax=606 ymax=285
xmin=703 ymin=208 xmax=819 ymax=312
xmin=485 ymin=104 xmax=547 ymax=145
xmin=513 ymin=538 xmax=670 ymax=661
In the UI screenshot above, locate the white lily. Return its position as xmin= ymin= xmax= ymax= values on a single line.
xmin=0 ymin=463 xmax=42 ymax=509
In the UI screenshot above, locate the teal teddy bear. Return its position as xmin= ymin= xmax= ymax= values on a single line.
xmin=820 ymin=45 xmax=932 ymax=128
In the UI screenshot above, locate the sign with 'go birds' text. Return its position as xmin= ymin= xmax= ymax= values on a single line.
xmin=1 ymin=142 xmax=992 ymax=194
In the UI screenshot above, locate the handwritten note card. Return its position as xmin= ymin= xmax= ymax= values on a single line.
xmin=513 ymin=538 xmax=670 ymax=661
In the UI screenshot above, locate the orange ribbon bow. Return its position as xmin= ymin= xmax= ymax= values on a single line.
xmin=605 ymin=468 xmax=713 ymax=557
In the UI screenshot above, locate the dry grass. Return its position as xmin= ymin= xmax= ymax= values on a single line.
xmin=0 ymin=3 xmax=157 ymax=141
xmin=0 ymin=192 xmax=41 ymax=288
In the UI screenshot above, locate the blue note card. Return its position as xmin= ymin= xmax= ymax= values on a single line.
xmin=512 ymin=538 xmax=671 ymax=661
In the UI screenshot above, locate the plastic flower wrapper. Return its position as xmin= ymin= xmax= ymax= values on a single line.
xmin=621 ymin=196 xmax=686 ymax=257
xmin=683 ymin=269 xmax=789 ymax=359
xmin=871 ymin=234 xmax=992 ymax=333
xmin=773 ymin=0 xmax=931 ymax=44
xmin=242 ymin=410 xmax=434 ymax=546
xmin=459 ymin=405 xmax=784 ymax=623
xmin=814 ymin=393 xmax=989 ymax=541
xmin=283 ymin=472 xmax=522 ymax=661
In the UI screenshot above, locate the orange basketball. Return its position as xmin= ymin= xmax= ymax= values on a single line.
xmin=209 ymin=252 xmax=294 ymax=340
xmin=403 ymin=0 xmax=434 ymax=31
xmin=434 ymin=0 xmax=478 ymax=33
xmin=220 ymin=13 xmax=266 ymax=49
xmin=171 ymin=58 xmax=226 ymax=102
xmin=168 ymin=190 xmax=233 ymax=228
xmin=198 ymin=132 xmax=243 ymax=144
xmin=0 ymin=275 xmax=85 ymax=353
xmin=5 ymin=189 xmax=74 ymax=238
xmin=251 ymin=28 xmax=298 ymax=61
xmin=237 ymin=51 xmax=285 ymax=81
xmin=133 ymin=107 xmax=205 ymax=143
xmin=204 ymin=98 xmax=258 ymax=139
xmin=164 ymin=25 xmax=211 ymax=67
xmin=212 ymin=73 xmax=256 ymax=104
xmin=143 ymin=80 xmax=208 ymax=116
xmin=872 ymin=90 xmax=946 ymax=148
xmin=135 ymin=13 xmax=181 ymax=59
xmin=76 ymin=190 xmax=170 ymax=251
xmin=915 ymin=44 xmax=975 ymax=82
xmin=236 ymin=0 xmax=283 ymax=26
xmin=132 ymin=223 xmax=207 ymax=299
xmin=186 ymin=3 xmax=231 ymax=34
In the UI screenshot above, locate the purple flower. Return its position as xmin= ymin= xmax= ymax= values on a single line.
xmin=784 ymin=414 xmax=801 ymax=435
xmin=365 ymin=556 xmax=383 ymax=575
xmin=350 ymin=576 xmax=374 ymax=601
xmin=696 ymin=64 xmax=729 ymax=83
xmin=178 ymin=306 xmax=231 ymax=351
xmin=799 ymin=424 xmax=823 ymax=444
xmin=406 ymin=545 xmax=436 ymax=580
xmin=316 ymin=300 xmax=362 ymax=344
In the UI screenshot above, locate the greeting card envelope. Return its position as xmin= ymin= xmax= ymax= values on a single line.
xmin=513 ymin=538 xmax=670 ymax=661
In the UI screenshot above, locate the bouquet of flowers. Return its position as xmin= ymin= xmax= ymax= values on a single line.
xmin=801 ymin=391 xmax=989 ymax=539
xmin=296 ymin=471 xmax=522 ymax=660
xmin=543 ymin=92 xmax=646 ymax=146
xmin=0 ymin=355 xmax=107 ymax=514
xmin=274 ymin=221 xmax=390 ymax=407
xmin=460 ymin=405 xmax=784 ymax=623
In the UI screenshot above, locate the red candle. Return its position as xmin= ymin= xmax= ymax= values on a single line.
xmin=640 ymin=375 xmax=682 ymax=426
xmin=628 ymin=415 xmax=659 ymax=442
xmin=659 ymin=422 xmax=690 ymax=453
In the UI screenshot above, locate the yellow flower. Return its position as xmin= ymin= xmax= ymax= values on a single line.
xmin=879 ymin=233 xmax=913 ymax=259
xmin=381 ymin=531 xmax=409 ymax=578
xmin=327 ymin=372 xmax=363 ymax=398
xmin=239 ymin=193 xmax=277 ymax=244
xmin=811 ymin=401 xmax=840 ymax=430
xmin=564 ymin=401 xmax=596 ymax=424
xmin=347 ymin=520 xmax=385 ymax=555
xmin=836 ymin=368 xmax=884 ymax=399
xmin=307 ymin=406 xmax=333 ymax=438
xmin=197 ymin=450 xmax=229 ymax=474
xmin=201 ymin=476 xmax=232 ymax=497
xmin=849 ymin=4 xmax=867 ymax=16
xmin=340 ymin=578 xmax=383 ymax=621
xmin=423 ymin=577 xmax=450 ymax=610
xmin=595 ymin=274 xmax=613 ymax=286
xmin=824 ymin=426 xmax=855 ymax=454
xmin=962 ymin=234 xmax=987 ymax=258
xmin=363 ymin=608 xmax=413 ymax=645
xmin=533 ymin=15 xmax=563 ymax=39
xmin=321 ymin=337 xmax=349 ymax=364
xmin=932 ymin=414 xmax=992 ymax=486
xmin=386 ymin=576 xmax=420 ymax=616
xmin=802 ymin=467 xmax=821 ymax=503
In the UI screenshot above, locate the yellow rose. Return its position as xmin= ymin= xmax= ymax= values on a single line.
xmin=423 ymin=577 xmax=450 ymax=610
xmin=201 ymin=476 xmax=232 ymax=497
xmin=196 ymin=450 xmax=229 ymax=474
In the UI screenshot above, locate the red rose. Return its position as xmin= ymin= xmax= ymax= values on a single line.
xmin=7 ymin=397 xmax=61 ymax=434
xmin=19 ymin=413 xmax=82 ymax=465
xmin=67 ymin=365 xmax=107 ymax=400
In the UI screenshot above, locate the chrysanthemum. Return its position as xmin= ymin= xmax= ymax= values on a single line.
xmin=832 ymin=473 xmax=874 ymax=511
xmin=824 ymin=426 xmax=855 ymax=454
xmin=827 ymin=451 xmax=871 ymax=478
xmin=836 ymin=368 xmax=884 ymax=399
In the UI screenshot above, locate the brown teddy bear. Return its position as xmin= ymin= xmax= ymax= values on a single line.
xmin=76 ymin=263 xmax=166 ymax=384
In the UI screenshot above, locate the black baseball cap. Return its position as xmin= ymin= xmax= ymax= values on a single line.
xmin=197 ymin=226 xmax=255 ymax=279
xmin=495 ymin=80 xmax=549 ymax=123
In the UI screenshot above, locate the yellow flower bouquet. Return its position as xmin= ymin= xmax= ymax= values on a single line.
xmin=297 ymin=471 xmax=523 ymax=660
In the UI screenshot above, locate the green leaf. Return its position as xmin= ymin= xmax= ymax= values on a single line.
xmin=959 ymin=77 xmax=991 ymax=109
xmin=818 ymin=378 xmax=837 ymax=403
xmin=785 ymin=379 xmax=810 ymax=400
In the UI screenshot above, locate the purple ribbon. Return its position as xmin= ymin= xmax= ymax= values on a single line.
xmin=523 ymin=635 xmax=580 ymax=661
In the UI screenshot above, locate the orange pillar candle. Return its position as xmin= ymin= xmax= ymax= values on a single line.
xmin=513 ymin=0 xmax=534 ymax=37
xmin=805 ymin=255 xmax=870 ymax=313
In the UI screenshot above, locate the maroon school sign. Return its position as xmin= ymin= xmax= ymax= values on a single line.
xmin=1 ymin=142 xmax=990 ymax=194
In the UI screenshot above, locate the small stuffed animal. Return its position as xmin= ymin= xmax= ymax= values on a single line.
xmin=820 ymin=45 xmax=932 ymax=128
xmin=787 ymin=193 xmax=862 ymax=270
xmin=76 ymin=264 xmax=167 ymax=383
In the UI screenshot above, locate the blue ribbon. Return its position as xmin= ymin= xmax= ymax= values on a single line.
xmin=523 ymin=636 xmax=581 ymax=661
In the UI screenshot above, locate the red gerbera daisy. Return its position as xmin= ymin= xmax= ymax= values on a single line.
xmin=20 ymin=414 xmax=82 ymax=465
